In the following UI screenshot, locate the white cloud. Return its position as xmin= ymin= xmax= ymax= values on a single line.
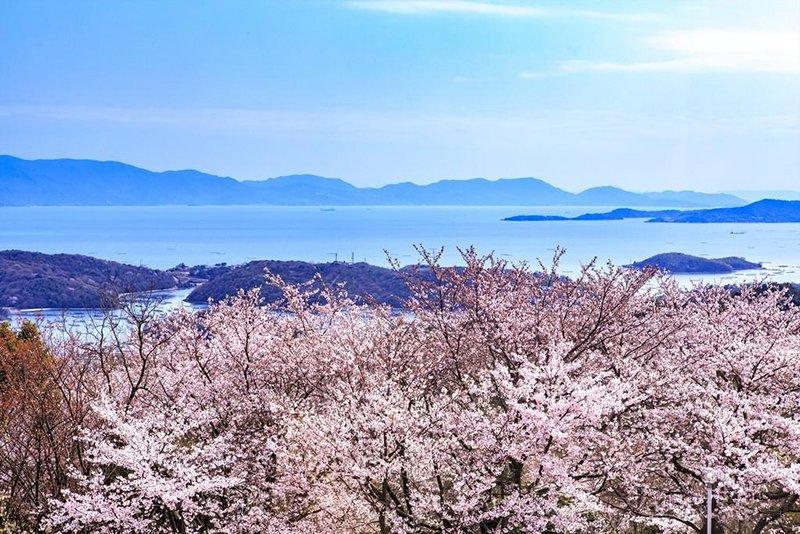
xmin=344 ymin=1 xmax=650 ymax=21
xmin=557 ymin=29 xmax=800 ymax=74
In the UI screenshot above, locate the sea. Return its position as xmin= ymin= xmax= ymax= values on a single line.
xmin=3 ymin=205 xmax=799 ymax=324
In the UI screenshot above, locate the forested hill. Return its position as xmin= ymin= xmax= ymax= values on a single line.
xmin=0 ymin=251 xmax=416 ymax=310
xmin=2 ymin=250 xmax=798 ymax=312
xmin=184 ymin=260 xmax=413 ymax=308
xmin=0 ymin=155 xmax=744 ymax=207
xmin=0 ymin=250 xmax=177 ymax=309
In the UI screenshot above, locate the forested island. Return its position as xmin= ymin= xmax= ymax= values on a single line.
xmin=505 ymin=199 xmax=800 ymax=223
xmin=627 ymin=253 xmax=762 ymax=274
xmin=0 ymin=249 xmax=793 ymax=313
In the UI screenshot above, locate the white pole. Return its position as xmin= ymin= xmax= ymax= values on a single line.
xmin=706 ymin=485 xmax=713 ymax=534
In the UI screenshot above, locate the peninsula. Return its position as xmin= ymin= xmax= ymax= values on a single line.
xmin=0 ymin=250 xmax=177 ymax=309
xmin=504 ymin=199 xmax=800 ymax=223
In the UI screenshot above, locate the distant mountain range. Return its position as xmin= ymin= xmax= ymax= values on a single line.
xmin=505 ymin=199 xmax=800 ymax=223
xmin=0 ymin=155 xmax=744 ymax=207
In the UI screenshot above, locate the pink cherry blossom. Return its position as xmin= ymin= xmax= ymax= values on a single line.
xmin=2 ymin=250 xmax=798 ymax=532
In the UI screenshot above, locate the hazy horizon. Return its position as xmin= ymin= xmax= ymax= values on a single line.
xmin=2 ymin=0 xmax=798 ymax=190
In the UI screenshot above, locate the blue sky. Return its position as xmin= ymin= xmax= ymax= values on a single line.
xmin=1 ymin=0 xmax=798 ymax=190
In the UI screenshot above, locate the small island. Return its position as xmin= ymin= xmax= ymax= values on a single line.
xmin=626 ymin=253 xmax=762 ymax=274
xmin=504 ymin=199 xmax=800 ymax=223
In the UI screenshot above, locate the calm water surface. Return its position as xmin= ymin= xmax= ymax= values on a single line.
xmin=2 ymin=204 xmax=799 ymax=317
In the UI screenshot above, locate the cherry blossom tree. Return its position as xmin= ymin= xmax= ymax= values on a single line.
xmin=1 ymin=250 xmax=797 ymax=532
